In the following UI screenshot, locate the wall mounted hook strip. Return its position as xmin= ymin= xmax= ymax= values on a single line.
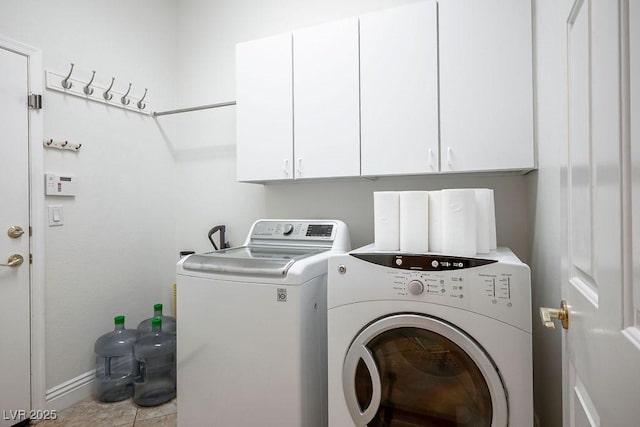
xmin=45 ymin=69 xmax=151 ymax=116
xmin=83 ymin=71 xmax=96 ymax=95
xmin=43 ymin=139 xmax=82 ymax=152
xmin=61 ymin=63 xmax=74 ymax=89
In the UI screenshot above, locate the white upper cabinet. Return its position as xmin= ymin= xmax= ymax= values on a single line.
xmin=236 ymin=33 xmax=293 ymax=182
xmin=439 ymin=0 xmax=535 ymax=172
xmin=235 ymin=1 xmax=536 ymax=182
xmin=360 ymin=1 xmax=439 ymax=176
xmin=293 ymin=18 xmax=360 ymax=179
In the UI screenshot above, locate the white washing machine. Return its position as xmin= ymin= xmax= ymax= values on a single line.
xmin=328 ymin=245 xmax=532 ymax=427
xmin=176 ymin=219 xmax=350 ymax=427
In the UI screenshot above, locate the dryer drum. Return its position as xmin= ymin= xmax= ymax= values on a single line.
xmin=353 ymin=327 xmax=493 ymax=427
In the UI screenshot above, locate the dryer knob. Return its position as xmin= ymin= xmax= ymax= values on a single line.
xmin=408 ymin=280 xmax=424 ymax=295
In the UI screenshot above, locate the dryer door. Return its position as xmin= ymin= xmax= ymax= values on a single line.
xmin=343 ymin=314 xmax=508 ymax=427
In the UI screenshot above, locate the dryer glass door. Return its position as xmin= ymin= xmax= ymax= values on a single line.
xmin=343 ymin=314 xmax=508 ymax=427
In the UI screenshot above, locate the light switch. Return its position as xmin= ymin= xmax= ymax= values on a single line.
xmin=48 ymin=205 xmax=64 ymax=227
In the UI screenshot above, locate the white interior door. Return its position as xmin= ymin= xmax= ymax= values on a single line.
xmin=560 ymin=1 xmax=640 ymax=425
xmin=0 ymin=47 xmax=31 ymax=425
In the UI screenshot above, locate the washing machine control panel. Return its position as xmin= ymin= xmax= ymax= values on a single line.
xmin=250 ymin=220 xmax=336 ymax=241
xmin=332 ymin=251 xmax=531 ymax=332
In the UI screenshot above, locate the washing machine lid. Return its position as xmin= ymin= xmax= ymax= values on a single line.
xmin=181 ymin=245 xmax=327 ymax=277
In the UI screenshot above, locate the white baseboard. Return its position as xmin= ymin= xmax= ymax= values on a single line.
xmin=45 ymin=370 xmax=95 ymax=412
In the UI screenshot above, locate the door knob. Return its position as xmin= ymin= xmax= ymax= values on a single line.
xmin=540 ymin=300 xmax=569 ymax=330
xmin=0 ymin=254 xmax=24 ymax=268
xmin=7 ymin=226 xmax=25 ymax=239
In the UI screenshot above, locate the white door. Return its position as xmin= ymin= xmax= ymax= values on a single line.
xmin=0 ymin=46 xmax=31 ymax=425
xmin=293 ymin=17 xmax=360 ymax=179
xmin=558 ymin=0 xmax=640 ymax=425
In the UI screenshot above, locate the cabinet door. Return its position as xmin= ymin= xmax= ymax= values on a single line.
xmin=439 ymin=0 xmax=534 ymax=172
xmin=293 ymin=18 xmax=360 ymax=179
xmin=236 ymin=33 xmax=293 ymax=181
xmin=360 ymin=1 xmax=439 ymax=176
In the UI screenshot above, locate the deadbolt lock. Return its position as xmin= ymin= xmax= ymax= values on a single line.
xmin=540 ymin=300 xmax=569 ymax=330
xmin=7 ymin=226 xmax=24 ymax=239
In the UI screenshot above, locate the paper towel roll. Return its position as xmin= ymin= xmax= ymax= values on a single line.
xmin=400 ymin=191 xmax=429 ymax=253
xmin=475 ymin=189 xmax=492 ymax=254
xmin=428 ymin=191 xmax=443 ymax=253
xmin=488 ymin=189 xmax=497 ymax=249
xmin=441 ymin=189 xmax=477 ymax=257
xmin=374 ymin=191 xmax=400 ymax=251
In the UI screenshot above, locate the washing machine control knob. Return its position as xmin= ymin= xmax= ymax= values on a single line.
xmin=408 ymin=280 xmax=424 ymax=295
xmin=283 ymin=223 xmax=294 ymax=235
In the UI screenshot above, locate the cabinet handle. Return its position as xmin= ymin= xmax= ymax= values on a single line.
xmin=447 ymin=147 xmax=453 ymax=169
xmin=428 ymin=148 xmax=434 ymax=170
xmin=283 ymin=159 xmax=289 ymax=176
xmin=296 ymin=158 xmax=302 ymax=176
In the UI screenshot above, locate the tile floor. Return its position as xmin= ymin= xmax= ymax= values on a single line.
xmin=32 ymin=396 xmax=176 ymax=427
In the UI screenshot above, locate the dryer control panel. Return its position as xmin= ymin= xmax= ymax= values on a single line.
xmin=328 ymin=247 xmax=531 ymax=333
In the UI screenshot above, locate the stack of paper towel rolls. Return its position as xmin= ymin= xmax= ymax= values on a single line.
xmin=374 ymin=189 xmax=497 ymax=257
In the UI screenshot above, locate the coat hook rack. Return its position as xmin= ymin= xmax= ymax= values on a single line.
xmin=45 ymin=64 xmax=151 ymax=115
xmin=43 ymin=138 xmax=82 ymax=152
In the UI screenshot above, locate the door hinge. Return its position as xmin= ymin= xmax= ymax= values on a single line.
xmin=29 ymin=226 xmax=33 ymax=237
xmin=28 ymin=94 xmax=42 ymax=110
xmin=29 ymin=254 xmax=33 ymax=264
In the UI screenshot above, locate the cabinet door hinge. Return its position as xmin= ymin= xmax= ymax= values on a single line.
xmin=29 ymin=254 xmax=33 ymax=264
xmin=28 ymin=94 xmax=42 ymax=110
xmin=29 ymin=226 xmax=33 ymax=237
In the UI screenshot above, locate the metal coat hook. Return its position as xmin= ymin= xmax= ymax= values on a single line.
xmin=61 ymin=63 xmax=74 ymax=89
xmin=121 ymin=83 xmax=132 ymax=106
xmin=136 ymin=88 xmax=148 ymax=110
xmin=103 ymin=77 xmax=115 ymax=101
xmin=83 ymin=71 xmax=96 ymax=95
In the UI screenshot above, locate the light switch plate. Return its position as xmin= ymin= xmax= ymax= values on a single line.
xmin=48 ymin=205 xmax=64 ymax=227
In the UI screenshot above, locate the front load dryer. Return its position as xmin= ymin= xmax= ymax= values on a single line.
xmin=328 ymin=245 xmax=532 ymax=427
xmin=176 ymin=219 xmax=350 ymax=427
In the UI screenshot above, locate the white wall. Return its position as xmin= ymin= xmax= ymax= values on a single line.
xmin=0 ymin=0 xmax=178 ymax=404
xmin=527 ymin=0 xmax=568 ymax=425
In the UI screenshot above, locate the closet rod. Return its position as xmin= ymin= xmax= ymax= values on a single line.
xmin=152 ymin=100 xmax=236 ymax=117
